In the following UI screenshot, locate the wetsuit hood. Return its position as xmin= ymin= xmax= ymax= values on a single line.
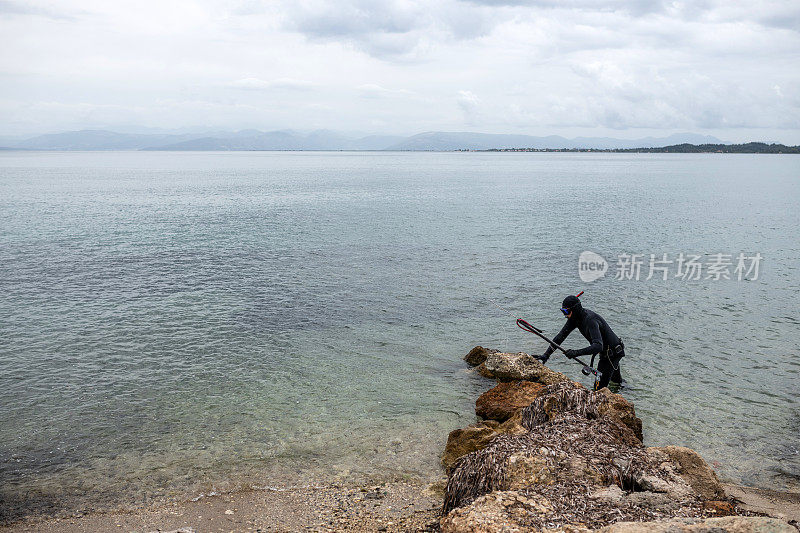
xmin=562 ymin=295 xmax=582 ymax=315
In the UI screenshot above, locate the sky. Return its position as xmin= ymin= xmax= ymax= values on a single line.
xmin=1 ymin=0 xmax=799 ymax=143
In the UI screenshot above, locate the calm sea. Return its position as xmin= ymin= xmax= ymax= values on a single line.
xmin=1 ymin=151 xmax=798 ymax=520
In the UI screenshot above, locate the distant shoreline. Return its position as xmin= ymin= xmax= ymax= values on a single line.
xmin=474 ymin=142 xmax=800 ymax=154
xmin=4 ymin=129 xmax=799 ymax=152
xmin=2 ymin=143 xmax=799 ymax=153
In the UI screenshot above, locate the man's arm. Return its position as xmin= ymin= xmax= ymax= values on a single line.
xmin=568 ymin=319 xmax=603 ymax=357
xmin=541 ymin=321 xmax=575 ymax=358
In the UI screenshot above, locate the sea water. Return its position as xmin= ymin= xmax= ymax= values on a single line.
xmin=1 ymin=151 xmax=798 ymax=520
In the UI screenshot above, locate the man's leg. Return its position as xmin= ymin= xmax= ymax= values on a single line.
xmin=608 ymin=354 xmax=623 ymax=393
xmin=594 ymin=355 xmax=611 ymax=391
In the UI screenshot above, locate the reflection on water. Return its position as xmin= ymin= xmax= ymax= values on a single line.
xmin=1 ymin=151 xmax=798 ymax=521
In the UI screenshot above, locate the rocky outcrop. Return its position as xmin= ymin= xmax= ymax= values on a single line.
xmin=442 ymin=510 xmax=793 ymax=533
xmin=477 ymin=351 xmax=570 ymax=385
xmin=465 ymin=346 xmax=496 ymax=367
xmin=594 ymin=388 xmax=643 ymax=442
xmin=648 ymin=446 xmax=726 ymax=501
xmin=438 ymin=348 xmax=794 ymax=533
xmin=442 ymin=413 xmax=530 ymax=471
xmin=476 ymin=381 xmax=546 ymax=422
xmin=520 ymin=381 xmax=642 ymax=442
xmin=442 ymin=423 xmax=500 ymax=471
xmin=442 ymin=413 xmax=649 ymax=515
xmin=440 ymin=491 xmax=558 ymax=533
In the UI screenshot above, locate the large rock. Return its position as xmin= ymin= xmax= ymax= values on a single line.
xmin=442 ymin=423 xmax=499 ymax=471
xmin=442 ymin=414 xmax=648 ymax=515
xmin=446 ymin=345 xmax=769 ymax=532
xmin=496 ymin=409 xmax=527 ymax=435
xmin=476 ymin=381 xmax=547 ymax=422
xmin=590 ymin=485 xmax=692 ymax=515
xmin=589 ymin=485 xmax=626 ymax=505
xmin=648 ymin=446 xmax=726 ymax=500
xmin=440 ymin=491 xmax=559 ymax=533
xmin=444 ymin=509 xmax=795 ymax=533
xmin=595 ymin=516 xmax=796 ymax=532
xmin=520 ymin=381 xmax=642 ymax=444
xmin=503 ymin=453 xmax=557 ymax=488
xmin=594 ymin=387 xmax=643 ymax=441
xmin=633 ymin=472 xmax=693 ymax=500
xmin=464 ymin=346 xmax=496 ymax=366
xmin=442 ymin=412 xmax=531 ymax=471
xmin=442 ymin=493 xmax=793 ymax=533
xmin=477 ymin=351 xmax=570 ymax=385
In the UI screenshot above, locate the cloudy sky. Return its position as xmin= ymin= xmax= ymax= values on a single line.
xmin=1 ymin=0 xmax=799 ymax=142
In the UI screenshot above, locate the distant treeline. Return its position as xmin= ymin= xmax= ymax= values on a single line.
xmin=482 ymin=142 xmax=800 ymax=154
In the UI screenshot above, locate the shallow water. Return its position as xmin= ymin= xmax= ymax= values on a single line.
xmin=1 ymin=151 xmax=798 ymax=520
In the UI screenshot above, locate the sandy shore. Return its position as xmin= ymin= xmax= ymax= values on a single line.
xmin=0 ymin=480 xmax=445 ymax=533
xmin=3 ymin=480 xmax=799 ymax=533
xmin=723 ymin=483 xmax=800 ymax=524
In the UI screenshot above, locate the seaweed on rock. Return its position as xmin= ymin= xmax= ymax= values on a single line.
xmin=442 ymin=382 xmax=686 ymax=521
xmin=520 ymin=381 xmax=602 ymax=429
xmin=442 ymin=414 xmax=652 ymax=516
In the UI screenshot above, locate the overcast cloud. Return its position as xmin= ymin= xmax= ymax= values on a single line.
xmin=1 ymin=0 xmax=798 ymax=142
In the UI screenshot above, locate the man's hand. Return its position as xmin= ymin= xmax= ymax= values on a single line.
xmin=564 ymin=349 xmax=579 ymax=359
xmin=534 ymin=354 xmax=549 ymax=363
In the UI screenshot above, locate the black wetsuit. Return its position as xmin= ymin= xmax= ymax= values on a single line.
xmin=542 ymin=307 xmax=624 ymax=390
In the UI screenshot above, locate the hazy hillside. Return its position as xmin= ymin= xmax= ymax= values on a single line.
xmin=146 ymin=130 xmax=405 ymax=151
xmin=11 ymin=130 xmax=207 ymax=150
xmin=5 ymin=129 xmax=727 ymax=151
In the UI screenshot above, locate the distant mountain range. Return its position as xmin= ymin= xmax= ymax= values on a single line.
xmin=387 ymin=132 xmax=725 ymax=150
xmin=3 ymin=129 xmax=405 ymax=151
xmin=0 ymin=129 xmax=728 ymax=151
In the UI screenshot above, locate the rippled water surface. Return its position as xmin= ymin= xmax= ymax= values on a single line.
xmin=1 ymin=151 xmax=798 ymax=520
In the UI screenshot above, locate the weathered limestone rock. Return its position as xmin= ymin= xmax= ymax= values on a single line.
xmin=476 ymin=381 xmax=547 ymax=422
xmin=465 ymin=346 xmax=497 ymax=367
xmin=565 ymin=455 xmax=606 ymax=486
xmin=624 ymin=490 xmax=678 ymax=511
xmin=504 ymin=453 xmax=556 ymax=489
xmin=594 ymin=387 xmax=643 ymax=441
xmin=443 ymin=415 xmax=647 ymax=515
xmin=442 ymin=411 xmax=530 ymax=471
xmin=497 ymin=409 xmax=528 ymax=435
xmin=589 ymin=485 xmax=625 ymax=505
xmin=592 ymin=484 xmax=689 ymax=514
xmin=477 ymin=364 xmax=496 ymax=378
xmin=440 ymin=490 xmax=556 ymax=533
xmin=477 ymin=351 xmax=570 ymax=385
xmin=595 ymin=516 xmax=796 ymax=532
xmin=648 ymin=446 xmax=726 ymax=500
xmin=442 ymin=423 xmax=500 ymax=470
xmin=444 ymin=512 xmax=795 ymax=533
xmin=520 ymin=381 xmax=591 ymax=426
xmin=633 ymin=473 xmax=693 ymax=500
xmin=521 ymin=381 xmax=642 ymax=446
xmin=444 ymin=345 xmax=770 ymax=532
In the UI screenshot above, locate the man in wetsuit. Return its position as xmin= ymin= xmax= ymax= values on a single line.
xmin=535 ymin=295 xmax=625 ymax=392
